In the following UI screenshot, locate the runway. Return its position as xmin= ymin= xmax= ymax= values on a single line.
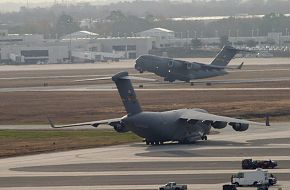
xmin=2 ymin=84 xmax=290 ymax=92
xmin=1 ymin=60 xmax=290 ymax=189
xmin=0 ymin=68 xmax=290 ymax=81
xmin=0 ymin=122 xmax=290 ymax=189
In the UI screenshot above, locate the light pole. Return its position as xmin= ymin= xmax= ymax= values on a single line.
xmin=186 ymin=30 xmax=189 ymax=47
xmin=69 ymin=32 xmax=72 ymax=63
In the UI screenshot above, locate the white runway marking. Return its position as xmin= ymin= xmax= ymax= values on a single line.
xmin=1 ymin=86 xmax=290 ymax=92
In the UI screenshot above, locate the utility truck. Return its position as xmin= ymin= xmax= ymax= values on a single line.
xmin=231 ymin=168 xmax=277 ymax=186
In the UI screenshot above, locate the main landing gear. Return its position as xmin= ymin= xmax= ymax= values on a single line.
xmin=145 ymin=140 xmax=164 ymax=145
xmin=201 ymin=135 xmax=208 ymax=140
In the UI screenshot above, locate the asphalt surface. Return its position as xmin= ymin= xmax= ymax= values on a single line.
xmin=0 ymin=173 xmax=290 ymax=187
xmin=1 ymin=60 xmax=290 ymax=189
xmin=0 ymin=123 xmax=290 ymax=189
xmin=10 ymin=160 xmax=290 ymax=172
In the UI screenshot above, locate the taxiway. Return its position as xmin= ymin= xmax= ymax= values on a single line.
xmin=0 ymin=122 xmax=289 ymax=189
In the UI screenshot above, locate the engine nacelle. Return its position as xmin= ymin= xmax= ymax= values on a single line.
xmin=231 ymin=123 xmax=249 ymax=132
xmin=212 ymin=121 xmax=227 ymax=129
xmin=168 ymin=60 xmax=183 ymax=69
xmin=109 ymin=122 xmax=129 ymax=133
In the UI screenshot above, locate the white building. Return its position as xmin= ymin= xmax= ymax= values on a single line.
xmin=61 ymin=31 xmax=99 ymax=40
xmin=137 ymin=28 xmax=175 ymax=48
xmin=0 ymin=31 xmax=69 ymax=64
xmin=63 ymin=36 xmax=154 ymax=60
xmin=0 ymin=30 xmax=154 ymax=64
xmin=0 ymin=45 xmax=69 ymax=64
xmin=95 ymin=37 xmax=154 ymax=59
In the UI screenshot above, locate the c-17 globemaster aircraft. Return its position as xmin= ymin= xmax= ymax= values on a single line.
xmin=49 ymin=71 xmax=266 ymax=145
xmin=135 ymin=46 xmax=246 ymax=82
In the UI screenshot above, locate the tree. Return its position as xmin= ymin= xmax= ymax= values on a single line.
xmin=246 ymin=40 xmax=258 ymax=47
xmin=191 ymin=38 xmax=202 ymax=49
xmin=106 ymin=10 xmax=126 ymax=22
xmin=54 ymin=14 xmax=80 ymax=38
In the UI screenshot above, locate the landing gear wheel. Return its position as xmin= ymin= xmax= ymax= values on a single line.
xmin=201 ymin=136 xmax=208 ymax=140
xmin=145 ymin=140 xmax=149 ymax=145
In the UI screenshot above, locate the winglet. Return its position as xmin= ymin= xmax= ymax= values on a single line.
xmin=237 ymin=62 xmax=244 ymax=70
xmin=47 ymin=117 xmax=57 ymax=128
xmin=265 ymin=113 xmax=270 ymax=126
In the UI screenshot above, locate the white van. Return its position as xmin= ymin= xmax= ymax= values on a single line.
xmin=231 ymin=168 xmax=277 ymax=186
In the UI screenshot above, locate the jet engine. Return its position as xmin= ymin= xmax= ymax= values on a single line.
xmin=212 ymin=121 xmax=227 ymax=129
xmin=230 ymin=123 xmax=249 ymax=132
xmin=109 ymin=122 xmax=129 ymax=133
xmin=168 ymin=60 xmax=183 ymax=68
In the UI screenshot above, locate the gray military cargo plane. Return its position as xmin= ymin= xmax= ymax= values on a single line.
xmin=135 ymin=46 xmax=246 ymax=82
xmin=49 ymin=71 xmax=265 ymax=145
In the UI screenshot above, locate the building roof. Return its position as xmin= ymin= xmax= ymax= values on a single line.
xmin=62 ymin=31 xmax=99 ymax=39
xmin=139 ymin=28 xmax=174 ymax=34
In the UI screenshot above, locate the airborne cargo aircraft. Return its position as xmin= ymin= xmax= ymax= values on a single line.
xmin=49 ymin=71 xmax=266 ymax=145
xmin=135 ymin=46 xmax=245 ymax=82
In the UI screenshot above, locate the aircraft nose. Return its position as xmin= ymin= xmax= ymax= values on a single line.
xmin=135 ymin=56 xmax=143 ymax=65
xmin=135 ymin=56 xmax=145 ymax=72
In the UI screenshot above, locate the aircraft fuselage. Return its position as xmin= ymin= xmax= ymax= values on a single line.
xmin=121 ymin=109 xmax=212 ymax=143
xmin=135 ymin=55 xmax=228 ymax=82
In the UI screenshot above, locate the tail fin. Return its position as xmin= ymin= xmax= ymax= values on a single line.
xmin=237 ymin=62 xmax=244 ymax=70
xmin=210 ymin=46 xmax=240 ymax=66
xmin=112 ymin=72 xmax=142 ymax=116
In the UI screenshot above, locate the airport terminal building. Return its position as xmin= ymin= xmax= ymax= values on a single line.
xmin=1 ymin=27 xmax=290 ymax=64
xmin=0 ymin=30 xmax=154 ymax=64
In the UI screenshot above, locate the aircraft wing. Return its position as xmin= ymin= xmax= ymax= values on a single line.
xmin=48 ymin=117 xmax=122 ymax=128
xmin=180 ymin=111 xmax=264 ymax=126
xmin=191 ymin=77 xmax=290 ymax=84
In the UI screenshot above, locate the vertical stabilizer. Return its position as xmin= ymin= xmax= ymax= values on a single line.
xmin=210 ymin=46 xmax=240 ymax=66
xmin=112 ymin=72 xmax=142 ymax=115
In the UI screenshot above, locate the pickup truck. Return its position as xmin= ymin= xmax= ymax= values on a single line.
xmin=159 ymin=182 xmax=187 ymax=190
xmin=242 ymin=159 xmax=277 ymax=169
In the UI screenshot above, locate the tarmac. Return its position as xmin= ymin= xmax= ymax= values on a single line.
xmin=0 ymin=122 xmax=289 ymax=190
xmin=1 ymin=58 xmax=290 ymax=189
